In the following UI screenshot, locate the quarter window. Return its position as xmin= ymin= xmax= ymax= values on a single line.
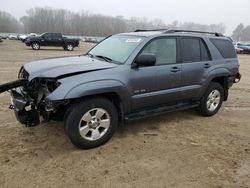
xmin=141 ymin=38 xmax=177 ymax=65
xmin=210 ymin=39 xmax=236 ymax=59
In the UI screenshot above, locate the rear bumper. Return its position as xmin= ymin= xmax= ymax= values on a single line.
xmin=234 ymin=72 xmax=241 ymax=83
xmin=10 ymin=88 xmax=40 ymax=126
xmin=228 ymin=72 xmax=241 ymax=88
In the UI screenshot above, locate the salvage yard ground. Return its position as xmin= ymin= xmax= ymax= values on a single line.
xmin=0 ymin=40 xmax=249 ymax=188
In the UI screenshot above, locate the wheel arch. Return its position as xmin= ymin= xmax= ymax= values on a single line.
xmin=31 ymin=41 xmax=40 ymax=45
xmin=210 ymin=76 xmax=229 ymax=101
xmin=200 ymin=68 xmax=231 ymax=101
xmin=65 ymin=92 xmax=125 ymax=126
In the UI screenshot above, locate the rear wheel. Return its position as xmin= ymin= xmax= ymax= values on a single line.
xmin=198 ymin=82 xmax=224 ymax=116
xmin=31 ymin=42 xmax=40 ymax=50
xmin=66 ymin=43 xmax=74 ymax=51
xmin=65 ymin=98 xmax=118 ymax=149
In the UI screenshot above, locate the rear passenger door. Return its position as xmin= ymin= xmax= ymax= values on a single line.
xmin=51 ymin=33 xmax=63 ymax=46
xmin=180 ymin=37 xmax=212 ymax=100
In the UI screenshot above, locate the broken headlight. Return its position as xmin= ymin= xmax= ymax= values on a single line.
xmin=44 ymin=79 xmax=61 ymax=93
xmin=18 ymin=67 xmax=29 ymax=79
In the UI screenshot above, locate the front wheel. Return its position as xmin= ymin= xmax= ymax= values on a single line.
xmin=198 ymin=82 xmax=224 ymax=116
xmin=65 ymin=98 xmax=118 ymax=149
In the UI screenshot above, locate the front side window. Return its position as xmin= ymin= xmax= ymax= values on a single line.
xmin=89 ymin=35 xmax=145 ymax=64
xmin=43 ymin=33 xmax=52 ymax=39
xmin=141 ymin=38 xmax=177 ymax=65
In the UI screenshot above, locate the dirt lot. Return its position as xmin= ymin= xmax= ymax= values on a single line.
xmin=0 ymin=40 xmax=249 ymax=188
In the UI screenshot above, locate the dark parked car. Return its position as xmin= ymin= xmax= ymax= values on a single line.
xmin=0 ymin=36 xmax=3 ymax=42
xmin=0 ymin=29 xmax=241 ymax=149
xmin=235 ymin=43 xmax=250 ymax=54
xmin=25 ymin=32 xmax=80 ymax=51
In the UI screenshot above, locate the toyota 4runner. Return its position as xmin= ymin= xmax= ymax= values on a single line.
xmin=0 ymin=29 xmax=241 ymax=149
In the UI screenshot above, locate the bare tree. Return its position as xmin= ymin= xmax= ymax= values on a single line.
xmin=232 ymin=23 xmax=244 ymax=41
xmin=0 ymin=11 xmax=22 ymax=33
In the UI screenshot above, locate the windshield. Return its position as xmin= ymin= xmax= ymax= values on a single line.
xmin=39 ymin=33 xmax=46 ymax=37
xmin=88 ymin=35 xmax=145 ymax=64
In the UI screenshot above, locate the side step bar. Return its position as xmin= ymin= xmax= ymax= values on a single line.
xmin=125 ymin=102 xmax=199 ymax=121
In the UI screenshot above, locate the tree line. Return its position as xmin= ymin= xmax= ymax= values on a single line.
xmin=0 ymin=11 xmax=22 ymax=33
xmin=0 ymin=7 xmax=249 ymax=41
xmin=232 ymin=23 xmax=250 ymax=41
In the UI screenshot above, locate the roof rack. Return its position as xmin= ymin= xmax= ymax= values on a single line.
xmin=134 ymin=29 xmax=224 ymax=37
xmin=134 ymin=29 xmax=168 ymax=32
xmin=164 ymin=29 xmax=224 ymax=37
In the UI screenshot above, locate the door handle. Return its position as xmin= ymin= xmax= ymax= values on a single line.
xmin=171 ymin=67 xmax=181 ymax=73
xmin=204 ymin=63 xmax=211 ymax=68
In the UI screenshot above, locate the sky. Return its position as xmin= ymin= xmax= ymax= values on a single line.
xmin=1 ymin=0 xmax=250 ymax=35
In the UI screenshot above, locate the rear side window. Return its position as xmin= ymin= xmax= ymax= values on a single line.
xmin=200 ymin=40 xmax=210 ymax=61
xmin=52 ymin=33 xmax=61 ymax=39
xmin=43 ymin=33 xmax=52 ymax=39
xmin=181 ymin=38 xmax=211 ymax=63
xmin=210 ymin=39 xmax=236 ymax=58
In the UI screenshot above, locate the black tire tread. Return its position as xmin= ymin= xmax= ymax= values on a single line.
xmin=65 ymin=97 xmax=118 ymax=149
xmin=198 ymin=82 xmax=224 ymax=116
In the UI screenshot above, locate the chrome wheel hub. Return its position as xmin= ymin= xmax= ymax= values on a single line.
xmin=33 ymin=43 xmax=39 ymax=49
xmin=79 ymin=108 xmax=110 ymax=141
xmin=206 ymin=89 xmax=221 ymax=112
xmin=67 ymin=45 xmax=73 ymax=50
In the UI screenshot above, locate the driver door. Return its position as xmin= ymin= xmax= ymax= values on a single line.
xmin=42 ymin=33 xmax=53 ymax=46
xmin=129 ymin=37 xmax=182 ymax=110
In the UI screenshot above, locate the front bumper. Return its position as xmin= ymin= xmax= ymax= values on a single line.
xmin=10 ymin=88 xmax=40 ymax=127
xmin=25 ymin=42 xmax=31 ymax=46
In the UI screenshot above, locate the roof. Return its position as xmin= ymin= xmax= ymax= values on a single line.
xmin=117 ymin=31 xmax=163 ymax=37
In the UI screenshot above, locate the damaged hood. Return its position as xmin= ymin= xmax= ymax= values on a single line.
xmin=24 ymin=56 xmax=117 ymax=80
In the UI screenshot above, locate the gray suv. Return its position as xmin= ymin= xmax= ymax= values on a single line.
xmin=0 ymin=29 xmax=241 ymax=149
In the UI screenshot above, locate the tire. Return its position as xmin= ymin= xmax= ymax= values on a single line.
xmin=198 ymin=82 xmax=224 ymax=116
xmin=66 ymin=43 xmax=74 ymax=51
xmin=65 ymin=97 xmax=118 ymax=149
xmin=31 ymin=42 xmax=40 ymax=50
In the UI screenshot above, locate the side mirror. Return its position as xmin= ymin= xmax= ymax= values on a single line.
xmin=133 ymin=53 xmax=156 ymax=68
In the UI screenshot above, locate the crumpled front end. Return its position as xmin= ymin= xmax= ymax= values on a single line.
xmin=10 ymin=88 xmax=40 ymax=126
xmin=1 ymin=67 xmax=69 ymax=127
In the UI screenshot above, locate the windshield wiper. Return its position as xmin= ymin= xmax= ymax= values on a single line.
xmin=87 ymin=53 xmax=119 ymax=64
xmin=94 ymin=55 xmax=113 ymax=62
